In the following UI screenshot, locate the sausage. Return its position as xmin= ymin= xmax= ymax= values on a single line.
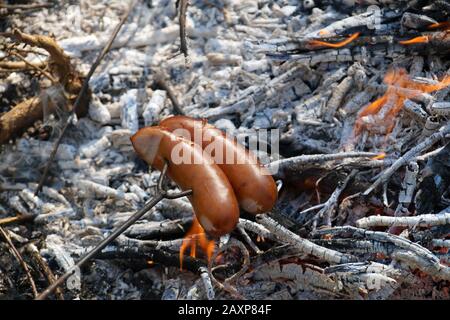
xmin=159 ymin=115 xmax=278 ymax=214
xmin=131 ymin=126 xmax=240 ymax=237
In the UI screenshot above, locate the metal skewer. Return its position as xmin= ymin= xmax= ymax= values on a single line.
xmin=36 ymin=163 xmax=192 ymax=300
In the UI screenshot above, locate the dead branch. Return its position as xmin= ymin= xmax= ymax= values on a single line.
xmin=237 ymin=225 xmax=262 ymax=254
xmin=314 ymin=226 xmax=450 ymax=281
xmin=270 ymin=152 xmax=379 ymax=179
xmin=237 ymin=218 xmax=279 ymax=242
xmin=256 ymin=214 xmax=358 ymax=264
xmin=10 ymin=29 xmax=75 ymax=88
xmin=10 ymin=52 xmax=56 ymax=83
xmin=357 ymin=212 xmax=450 ymax=229
xmin=0 ymin=60 xmax=46 ymax=71
xmin=0 ymin=87 xmax=88 ymax=144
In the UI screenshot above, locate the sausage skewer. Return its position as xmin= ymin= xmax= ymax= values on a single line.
xmin=35 ymin=162 xmax=191 ymax=300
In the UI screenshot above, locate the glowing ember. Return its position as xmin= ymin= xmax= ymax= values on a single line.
xmin=428 ymin=21 xmax=450 ymax=30
xmin=309 ymin=32 xmax=360 ymax=48
xmin=371 ymin=153 xmax=386 ymax=160
xmin=399 ymin=35 xmax=429 ymax=45
xmin=354 ymin=68 xmax=450 ymax=137
xmin=179 ymin=217 xmax=215 ymax=270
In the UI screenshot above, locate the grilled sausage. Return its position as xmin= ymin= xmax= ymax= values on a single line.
xmin=131 ymin=126 xmax=240 ymax=237
xmin=160 ymin=116 xmax=277 ymax=214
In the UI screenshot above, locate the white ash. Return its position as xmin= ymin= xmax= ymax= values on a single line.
xmin=120 ymin=89 xmax=139 ymax=134
xmin=88 ymin=94 xmax=112 ymax=124
xmin=79 ymin=136 xmax=111 ymax=159
xmin=143 ymin=90 xmax=167 ymax=126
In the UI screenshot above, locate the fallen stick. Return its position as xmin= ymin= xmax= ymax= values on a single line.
xmin=313 ymin=238 xmax=397 ymax=256
xmin=10 ymin=52 xmax=56 ymax=83
xmin=1 ymin=28 xmax=90 ymax=144
xmin=0 ymin=60 xmax=46 ymax=70
xmin=248 ymin=244 xmax=308 ymax=271
xmin=256 ymin=214 xmax=358 ymax=264
xmin=0 ymin=88 xmax=88 ymax=144
xmin=237 ymin=218 xmax=279 ymax=242
xmin=10 ymin=29 xmax=74 ymax=86
xmin=314 ymin=226 xmax=450 ymax=281
xmin=270 ymin=151 xmax=379 ymax=179
xmin=237 ymin=226 xmax=262 ymax=254
xmin=357 ymin=212 xmax=450 ymax=228
xmin=97 ymin=246 xmax=207 ymax=276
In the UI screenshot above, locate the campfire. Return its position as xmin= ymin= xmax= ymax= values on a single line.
xmin=1 ymin=0 xmax=450 ymax=302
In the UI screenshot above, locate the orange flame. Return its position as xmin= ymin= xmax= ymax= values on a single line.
xmin=179 ymin=217 xmax=215 ymax=270
xmin=309 ymin=32 xmax=360 ymax=48
xmin=371 ymin=152 xmax=386 ymax=160
xmin=399 ymin=35 xmax=429 ymax=45
xmin=428 ymin=21 xmax=450 ymax=30
xmin=354 ymin=68 xmax=450 ymax=137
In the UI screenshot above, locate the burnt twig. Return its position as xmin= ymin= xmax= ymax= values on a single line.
xmin=26 ymin=243 xmax=64 ymax=300
xmin=176 ymin=0 xmax=189 ymax=57
xmin=153 ymin=71 xmax=185 ymax=115
xmin=256 ymin=214 xmax=358 ymax=264
xmin=0 ymin=226 xmax=38 ymax=298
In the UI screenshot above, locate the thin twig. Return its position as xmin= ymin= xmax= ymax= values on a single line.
xmin=11 ymin=52 xmax=56 ymax=83
xmin=176 ymin=0 xmax=189 ymax=57
xmin=256 ymin=214 xmax=358 ymax=264
xmin=0 ymin=215 xmax=27 ymax=226
xmin=153 ymin=71 xmax=185 ymax=115
xmin=26 ymin=243 xmax=65 ymax=300
xmin=0 ymin=3 xmax=52 ymax=10
xmin=237 ymin=225 xmax=262 ymax=254
xmin=0 ymin=226 xmax=38 ymax=298
xmin=34 ymin=0 xmax=136 ymax=195
xmin=208 ymin=238 xmax=249 ymax=299
xmin=311 ymin=170 xmax=357 ymax=229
